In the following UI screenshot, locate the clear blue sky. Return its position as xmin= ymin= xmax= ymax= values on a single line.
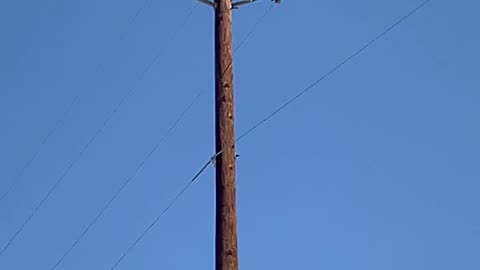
xmin=1 ymin=0 xmax=479 ymax=269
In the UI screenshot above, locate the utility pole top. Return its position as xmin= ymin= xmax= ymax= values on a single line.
xmin=197 ymin=0 xmax=280 ymax=9
xmin=199 ymin=0 xmax=278 ymax=270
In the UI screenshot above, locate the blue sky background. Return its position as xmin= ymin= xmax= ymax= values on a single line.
xmin=1 ymin=0 xmax=479 ymax=269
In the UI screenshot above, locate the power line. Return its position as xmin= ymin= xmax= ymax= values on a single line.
xmin=110 ymin=157 xmax=212 ymax=270
xmin=108 ymin=159 xmax=212 ymax=270
xmin=235 ymin=0 xmax=432 ymax=143
xmin=0 ymin=4 xmax=198 ymax=260
xmin=108 ymin=0 xmax=431 ymax=268
xmin=0 ymin=0 xmax=156 ymax=205
xmin=234 ymin=2 xmax=275 ymax=51
xmin=121 ymin=0 xmax=155 ymax=41
xmin=49 ymin=92 xmax=202 ymax=270
xmin=108 ymin=3 xmax=276 ymax=269
xmin=0 ymin=95 xmax=79 ymax=203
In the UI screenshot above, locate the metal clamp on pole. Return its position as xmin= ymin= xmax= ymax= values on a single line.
xmin=231 ymin=0 xmax=256 ymax=9
xmin=232 ymin=0 xmax=280 ymax=9
xmin=197 ymin=0 xmax=216 ymax=8
xmin=197 ymin=0 xmax=279 ymax=10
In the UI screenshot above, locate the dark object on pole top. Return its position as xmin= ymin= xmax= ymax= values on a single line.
xmin=197 ymin=0 xmax=280 ymax=9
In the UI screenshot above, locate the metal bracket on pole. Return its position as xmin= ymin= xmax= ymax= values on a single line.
xmin=197 ymin=0 xmax=279 ymax=10
xmin=231 ymin=0 xmax=256 ymax=9
xmin=197 ymin=0 xmax=216 ymax=8
xmin=232 ymin=0 xmax=280 ymax=9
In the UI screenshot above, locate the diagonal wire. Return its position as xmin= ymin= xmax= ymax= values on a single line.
xmin=49 ymin=92 xmax=202 ymax=270
xmin=119 ymin=0 xmax=155 ymax=41
xmin=110 ymin=0 xmax=431 ymax=268
xmin=109 ymin=3 xmax=276 ymax=269
xmin=0 ymin=4 xmax=198 ymax=259
xmin=0 ymin=95 xmax=79 ymax=203
xmin=235 ymin=0 xmax=431 ymax=143
xmin=0 ymin=0 xmax=156 ymax=205
xmin=234 ymin=2 xmax=275 ymax=51
xmin=109 ymin=157 xmax=212 ymax=270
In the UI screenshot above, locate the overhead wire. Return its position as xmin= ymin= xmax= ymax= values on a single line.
xmin=109 ymin=159 xmax=211 ymax=270
xmin=0 ymin=95 xmax=79 ymax=203
xmin=0 ymin=4 xmax=198 ymax=259
xmin=0 ymin=0 xmax=158 ymax=205
xmin=49 ymin=92 xmax=202 ymax=270
xmin=121 ymin=0 xmax=155 ymax=41
xmin=235 ymin=0 xmax=432 ymax=143
xmin=109 ymin=2 xmax=277 ymax=269
xmin=52 ymin=4 xmax=276 ymax=268
xmin=109 ymin=0 xmax=432 ymax=268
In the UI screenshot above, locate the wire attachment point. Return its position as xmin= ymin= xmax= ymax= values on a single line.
xmin=197 ymin=0 xmax=216 ymax=8
xmin=231 ymin=0 xmax=257 ymax=9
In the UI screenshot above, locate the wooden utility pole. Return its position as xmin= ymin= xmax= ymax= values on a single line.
xmin=198 ymin=0 xmax=278 ymax=269
xmin=214 ymin=0 xmax=238 ymax=270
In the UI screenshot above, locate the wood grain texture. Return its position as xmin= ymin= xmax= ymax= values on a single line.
xmin=214 ymin=1 xmax=239 ymax=270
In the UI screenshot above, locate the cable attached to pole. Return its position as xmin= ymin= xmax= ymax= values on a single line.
xmin=107 ymin=0 xmax=431 ymax=267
